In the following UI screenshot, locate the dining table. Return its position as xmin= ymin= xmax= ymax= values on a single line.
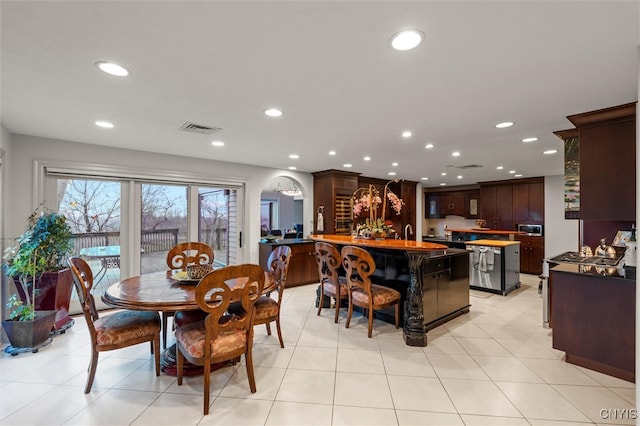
xmin=102 ymin=269 xmax=274 ymax=376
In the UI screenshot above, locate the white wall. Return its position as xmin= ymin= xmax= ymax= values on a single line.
xmin=4 ymin=133 xmax=314 ymax=265
xmin=544 ymin=174 xmax=580 ymax=256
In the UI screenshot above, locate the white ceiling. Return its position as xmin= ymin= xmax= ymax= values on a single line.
xmin=1 ymin=1 xmax=638 ymax=186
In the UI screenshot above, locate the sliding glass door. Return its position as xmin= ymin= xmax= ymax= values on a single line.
xmin=50 ymin=171 xmax=243 ymax=312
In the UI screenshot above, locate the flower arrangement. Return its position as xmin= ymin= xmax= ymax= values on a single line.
xmin=352 ymin=182 xmax=404 ymax=238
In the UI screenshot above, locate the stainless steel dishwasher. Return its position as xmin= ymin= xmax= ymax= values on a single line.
xmin=466 ymin=245 xmax=502 ymax=292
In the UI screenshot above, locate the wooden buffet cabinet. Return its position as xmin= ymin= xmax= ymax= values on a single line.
xmin=259 ymin=240 xmax=318 ymax=287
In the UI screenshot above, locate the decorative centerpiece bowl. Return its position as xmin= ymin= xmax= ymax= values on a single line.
xmin=475 ymin=219 xmax=487 ymax=229
xmin=186 ymin=264 xmax=213 ymax=280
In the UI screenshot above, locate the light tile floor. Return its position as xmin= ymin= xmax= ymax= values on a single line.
xmin=1 ymin=274 xmax=636 ymax=425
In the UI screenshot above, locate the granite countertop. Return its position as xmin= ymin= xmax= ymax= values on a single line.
xmin=259 ymin=238 xmax=314 ymax=245
xmin=464 ymin=239 xmax=521 ymax=247
xmin=449 ymin=228 xmax=526 ymax=235
xmin=551 ymin=262 xmax=634 ymax=280
xmin=310 ymin=234 xmax=447 ymax=252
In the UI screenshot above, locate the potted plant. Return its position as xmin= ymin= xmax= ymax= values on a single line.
xmin=2 ymin=247 xmax=56 ymax=349
xmin=3 ymin=207 xmax=75 ymax=336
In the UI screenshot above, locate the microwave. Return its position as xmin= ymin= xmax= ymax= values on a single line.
xmin=517 ymin=224 xmax=543 ymax=236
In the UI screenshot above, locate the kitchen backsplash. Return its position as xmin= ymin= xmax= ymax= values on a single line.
xmin=423 ymin=215 xmax=478 ymax=237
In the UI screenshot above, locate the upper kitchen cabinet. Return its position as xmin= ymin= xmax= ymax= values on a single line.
xmin=513 ymin=178 xmax=544 ymax=225
xmin=556 ymin=103 xmax=636 ymax=221
xmin=479 ymin=182 xmax=514 ymax=230
xmin=424 ymin=188 xmax=479 ymax=219
xmin=464 ymin=191 xmax=480 ymax=219
xmin=312 ymin=169 xmax=360 ymax=235
xmin=439 ymin=191 xmax=466 ymax=217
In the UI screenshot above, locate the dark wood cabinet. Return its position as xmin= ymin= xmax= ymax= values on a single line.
xmin=513 ymin=179 xmax=544 ymax=225
xmin=425 ymin=189 xmax=478 ymax=219
xmin=515 ymin=235 xmax=544 ymax=275
xmin=551 ymin=267 xmax=635 ymax=382
xmin=312 ymin=169 xmax=360 ymax=235
xmin=464 ymin=191 xmax=480 ymax=219
xmin=259 ymin=241 xmax=318 ymax=287
xmin=480 ymin=183 xmax=513 ymax=230
xmin=556 ymin=103 xmax=636 ymax=221
xmin=439 ymin=192 xmax=465 ymax=217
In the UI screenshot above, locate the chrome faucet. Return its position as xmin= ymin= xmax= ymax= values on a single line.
xmin=404 ymin=224 xmax=413 ymax=240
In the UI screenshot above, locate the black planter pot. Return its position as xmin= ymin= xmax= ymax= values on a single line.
xmin=2 ymin=310 xmax=56 ymax=348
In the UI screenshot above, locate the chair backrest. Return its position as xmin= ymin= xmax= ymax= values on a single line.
xmin=340 ymin=245 xmax=376 ymax=294
xmin=68 ymin=257 xmax=99 ymax=336
xmin=195 ymin=264 xmax=265 ymax=355
xmin=314 ymin=242 xmax=342 ymax=287
xmin=166 ymin=242 xmax=214 ymax=271
xmin=266 ymin=246 xmax=292 ymax=299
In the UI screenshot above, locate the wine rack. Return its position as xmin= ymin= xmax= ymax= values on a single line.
xmin=334 ymin=194 xmax=353 ymax=234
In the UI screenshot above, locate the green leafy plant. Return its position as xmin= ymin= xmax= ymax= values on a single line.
xmin=2 ymin=207 xmax=72 ymax=321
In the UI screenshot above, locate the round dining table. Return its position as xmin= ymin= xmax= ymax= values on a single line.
xmin=102 ymin=269 xmax=274 ymax=376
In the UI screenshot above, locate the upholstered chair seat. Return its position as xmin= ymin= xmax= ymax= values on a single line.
xmin=341 ymin=245 xmax=401 ymax=338
xmin=68 ymin=257 xmax=161 ymax=394
xmin=314 ymin=242 xmax=348 ymax=323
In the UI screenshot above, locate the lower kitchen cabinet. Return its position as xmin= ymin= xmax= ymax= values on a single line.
xmin=516 ymin=235 xmax=544 ymax=275
xmin=422 ymin=251 xmax=470 ymax=329
xmin=259 ymin=240 xmax=319 ymax=287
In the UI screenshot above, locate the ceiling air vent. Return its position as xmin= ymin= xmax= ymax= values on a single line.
xmin=178 ymin=122 xmax=222 ymax=135
xmin=457 ymin=164 xmax=483 ymax=170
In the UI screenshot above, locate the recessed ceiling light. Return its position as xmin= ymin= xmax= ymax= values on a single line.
xmin=402 ymin=130 xmax=412 ymax=138
xmin=388 ymin=172 xmax=397 ymax=176
xmin=343 ymin=163 xmax=352 ymax=168
xmin=509 ymin=170 xmax=516 ymax=174
xmin=514 ymin=174 xmax=523 ymax=177
xmin=496 ymin=166 xmax=504 ymax=170
xmin=544 ymin=149 xmax=558 ymax=155
xmin=363 ymin=156 xmax=371 ymax=161
xmin=390 ymin=29 xmax=424 ymax=51
xmin=441 ymin=172 xmax=447 ymax=176
xmin=329 ymin=150 xmax=336 ymax=156
xmin=95 ymin=61 xmax=130 ymax=77
xmin=95 ymin=121 xmax=114 ymax=128
xmin=425 ymin=143 xmax=434 ymax=149
xmin=522 ymin=137 xmax=538 ymax=143
xmin=211 ymin=140 xmax=224 ymax=147
xmin=421 ymin=177 xmax=429 ymax=181
xmin=289 ymin=154 xmax=299 ymax=159
xmin=440 ymin=183 xmax=447 ymax=186
xmin=264 ymin=108 xmax=283 ymax=117
xmin=392 ymin=162 xmax=398 ymax=167
xmin=457 ymin=175 xmax=463 ymax=179
xmin=496 ymin=121 xmax=514 ymax=128
xmin=288 ymin=166 xmax=297 ymax=170
xmin=452 ymin=151 xmax=460 ymax=157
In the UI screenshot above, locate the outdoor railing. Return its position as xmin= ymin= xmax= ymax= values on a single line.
xmin=70 ymin=229 xmax=180 ymax=254
xmin=70 ymin=228 xmax=227 ymax=253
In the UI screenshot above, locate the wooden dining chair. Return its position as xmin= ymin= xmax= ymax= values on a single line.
xmin=314 ymin=242 xmax=348 ymax=323
xmin=255 ymin=245 xmax=291 ymax=348
xmin=340 ymin=246 xmax=401 ymax=338
xmin=175 ymin=264 xmax=265 ymax=415
xmin=67 ymin=257 xmax=161 ymax=393
xmin=163 ymin=242 xmax=215 ymax=348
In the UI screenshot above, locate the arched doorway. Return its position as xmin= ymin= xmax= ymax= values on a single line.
xmin=260 ymin=176 xmax=305 ymax=239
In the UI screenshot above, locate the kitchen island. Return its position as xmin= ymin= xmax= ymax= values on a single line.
xmin=310 ymin=234 xmax=469 ymax=346
xmin=550 ymin=263 xmax=635 ymax=382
